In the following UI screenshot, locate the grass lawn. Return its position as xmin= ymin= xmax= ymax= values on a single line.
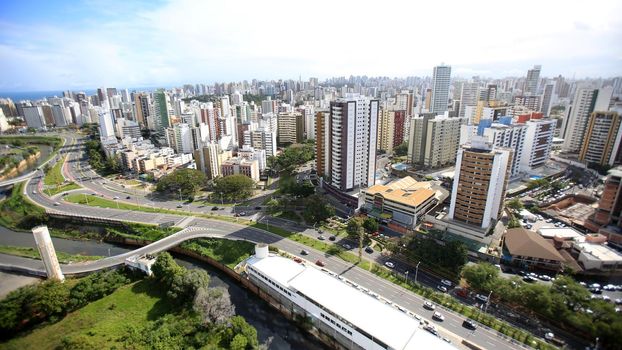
xmin=0 ymin=182 xmax=47 ymax=230
xmin=181 ymin=238 xmax=255 ymax=268
xmin=0 ymin=245 xmax=103 ymax=264
xmin=43 ymin=156 xmax=66 ymax=186
xmin=1 ymin=279 xmax=175 ymax=350
xmin=45 ymin=181 xmax=81 ymax=196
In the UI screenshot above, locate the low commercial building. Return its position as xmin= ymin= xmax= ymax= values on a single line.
xmin=572 ymin=242 xmax=622 ymax=273
xmin=502 ymin=228 xmax=565 ymax=271
xmin=221 ymin=157 xmax=259 ymax=182
xmin=362 ymin=176 xmax=440 ymax=230
xmin=124 ymin=254 xmax=157 ymax=276
xmin=244 ymin=245 xmax=455 ymax=350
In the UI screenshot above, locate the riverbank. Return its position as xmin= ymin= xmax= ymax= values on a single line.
xmin=0 ymin=151 xmax=40 ymax=181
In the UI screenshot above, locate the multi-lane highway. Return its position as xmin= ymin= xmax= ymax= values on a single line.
xmin=3 ymin=133 xmax=541 ymax=350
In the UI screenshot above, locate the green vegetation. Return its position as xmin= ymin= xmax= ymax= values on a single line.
xmin=393 ymin=142 xmax=408 ymax=157
xmin=462 ymin=263 xmax=622 ymax=349
xmin=42 ymin=155 xmax=81 ymax=196
xmin=278 ymin=174 xmax=315 ymax=197
xmin=0 ymin=270 xmax=131 ymax=339
xmin=0 ymin=182 xmax=47 ymax=230
xmin=0 ymin=136 xmax=62 ymax=149
xmin=302 ymin=194 xmax=335 ymax=224
xmin=213 ymin=174 xmax=256 ymax=202
xmin=82 ymin=126 xmax=121 ymax=175
xmin=506 ymin=198 xmax=524 ymax=212
xmin=156 ymin=168 xmax=208 ymax=199
xmin=401 ymin=236 xmax=467 ymax=276
xmin=181 ymin=239 xmax=254 ymax=268
xmin=267 ymin=142 xmax=315 ymax=173
xmin=0 ymin=245 xmax=102 ymax=264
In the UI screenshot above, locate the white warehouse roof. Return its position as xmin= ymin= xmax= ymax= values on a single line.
xmin=247 ymin=255 xmax=455 ymax=350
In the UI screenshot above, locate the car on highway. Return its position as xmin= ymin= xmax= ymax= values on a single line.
xmin=211 ymin=206 xmax=219 ymax=211
xmin=255 ymin=206 xmax=261 ymax=210
xmin=441 ymin=279 xmax=452 ymax=287
xmin=365 ymin=246 xmax=373 ymax=254
xmin=318 ymin=236 xmax=325 ymax=241
xmin=462 ymin=319 xmax=477 ymax=330
xmin=32 ymin=190 xmax=37 ymax=194
xmin=239 ymin=211 xmax=246 ymax=216
xmin=176 ymin=204 xmax=183 ymax=208
xmin=423 ymin=301 xmax=435 ymax=310
xmin=538 ymin=274 xmax=552 ymax=281
xmin=432 ymin=312 xmax=445 ymax=321
xmin=315 ymin=260 xmax=325 ymax=267
xmin=300 ymin=250 xmax=309 ymax=255
xmin=437 ymin=285 xmax=448 ymax=293
xmin=384 ymin=261 xmax=395 ymax=269
xmin=126 ymin=196 xmax=131 ymax=199
xmin=53 ymin=202 xmax=60 ymax=206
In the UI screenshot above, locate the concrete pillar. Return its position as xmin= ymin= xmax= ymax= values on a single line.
xmin=32 ymin=225 xmax=64 ymax=281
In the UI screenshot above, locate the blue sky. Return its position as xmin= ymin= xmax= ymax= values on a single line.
xmin=1 ymin=0 xmax=621 ymax=91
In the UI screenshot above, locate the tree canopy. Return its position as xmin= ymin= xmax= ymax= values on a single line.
xmin=302 ymin=194 xmax=335 ymax=224
xmin=269 ymin=143 xmax=315 ymax=173
xmin=155 ymin=168 xmax=208 ymax=199
xmin=213 ymin=174 xmax=256 ymax=201
xmin=394 ymin=142 xmax=408 ymax=157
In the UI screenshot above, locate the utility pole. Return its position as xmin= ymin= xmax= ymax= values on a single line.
xmin=414 ymin=261 xmax=421 ymax=285
xmin=358 ymin=226 xmax=364 ymax=262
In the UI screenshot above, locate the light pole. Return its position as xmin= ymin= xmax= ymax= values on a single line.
xmin=414 ymin=261 xmax=421 ymax=285
xmin=84 ymin=192 xmax=89 ymax=205
xmin=484 ymin=290 xmax=493 ymax=314
xmin=178 ymin=188 xmax=183 ymax=202
xmin=405 ymin=270 xmax=409 ymax=284
xmin=114 ymin=198 xmax=119 ymax=209
xmin=266 ymin=217 xmax=269 ymax=230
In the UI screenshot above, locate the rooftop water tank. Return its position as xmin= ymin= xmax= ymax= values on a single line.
xmin=255 ymin=243 xmax=269 ymax=259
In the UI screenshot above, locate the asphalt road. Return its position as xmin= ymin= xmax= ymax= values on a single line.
xmin=7 ymin=133 xmax=540 ymax=350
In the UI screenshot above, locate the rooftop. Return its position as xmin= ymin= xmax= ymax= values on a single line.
xmin=247 ymin=255 xmax=455 ymax=350
xmin=504 ymin=228 xmax=565 ymax=261
xmin=365 ymin=176 xmax=436 ymax=207
xmin=574 ymin=242 xmax=622 ymax=262
xmin=538 ymin=227 xmax=584 ymax=240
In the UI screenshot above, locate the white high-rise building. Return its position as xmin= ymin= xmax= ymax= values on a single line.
xmin=430 ymin=65 xmax=451 ymax=114
xmin=521 ymin=119 xmax=556 ymax=172
xmin=540 ymin=83 xmax=555 ymax=116
xmin=327 ymin=93 xmax=379 ymax=191
xmin=166 ymin=123 xmax=193 ymax=154
xmin=98 ymin=108 xmax=116 ymax=142
xmin=0 ymin=109 xmax=9 ymax=132
xmin=483 ymin=123 xmax=527 ymax=178
xmin=302 ymin=104 xmax=316 ymax=140
xmin=23 ymin=105 xmax=46 ymax=130
xmin=562 ymin=86 xmax=613 ymax=153
xmin=459 ymin=81 xmax=479 ymax=118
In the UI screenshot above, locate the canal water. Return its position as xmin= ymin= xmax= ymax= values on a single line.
xmin=1 ymin=144 xmax=54 ymax=180
xmin=0 ymin=226 xmax=327 ymax=350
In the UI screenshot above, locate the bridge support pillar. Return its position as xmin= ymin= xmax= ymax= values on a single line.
xmin=32 ymin=225 xmax=65 ymax=282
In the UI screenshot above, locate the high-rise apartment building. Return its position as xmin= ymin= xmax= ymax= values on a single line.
xmin=244 ymin=129 xmax=277 ymax=157
xmin=277 ymin=112 xmax=304 ymax=146
xmin=483 ymin=123 xmax=527 ymax=178
xmin=525 ymin=65 xmax=541 ymax=95
xmin=377 ymin=109 xmax=406 ymax=153
xmin=459 ymin=81 xmax=479 ymax=118
xmin=449 ymin=137 xmax=512 ymax=229
xmin=327 ymin=94 xmax=379 ymax=192
xmin=579 ymin=112 xmax=622 ymax=166
xmin=166 ymin=123 xmax=193 ymax=154
xmin=514 ymin=95 xmax=541 ymax=111
xmin=153 ymin=90 xmax=171 ymax=131
xmin=134 ymin=93 xmax=150 ymax=127
xmin=540 ymin=83 xmax=555 ymax=116
xmin=98 ymin=108 xmax=116 ymax=142
xmin=520 ymin=118 xmax=556 ymax=171
xmin=315 ymin=110 xmax=329 ymax=177
xmin=430 ymin=65 xmax=451 ymax=114
xmin=562 ymin=86 xmax=613 ymax=153
xmin=193 ymin=142 xmax=228 ymax=180
xmin=590 ymin=167 xmax=622 ymax=231
xmin=408 ymin=114 xmax=466 ymax=168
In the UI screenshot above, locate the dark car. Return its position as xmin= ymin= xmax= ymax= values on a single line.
xmin=126 ymin=196 xmax=131 ymax=199
xmin=255 ymin=206 xmax=262 ymax=210
xmin=301 ymin=250 xmax=309 ymax=255
xmin=463 ymin=319 xmax=477 ymax=330
xmin=212 ymin=206 xmax=219 ymax=211
xmin=365 ymin=246 xmax=374 ymax=253
xmin=329 ymin=236 xmax=336 ymax=241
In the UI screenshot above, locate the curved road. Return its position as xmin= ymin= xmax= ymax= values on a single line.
xmin=6 ymin=133 xmax=535 ymax=350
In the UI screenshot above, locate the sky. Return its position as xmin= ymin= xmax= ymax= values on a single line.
xmin=0 ymin=0 xmax=621 ymax=91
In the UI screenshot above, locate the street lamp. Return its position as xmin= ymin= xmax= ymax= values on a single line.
xmin=414 ymin=261 xmax=421 ymax=285
xmin=484 ymin=290 xmax=493 ymax=314
xmin=405 ymin=270 xmax=409 ymax=284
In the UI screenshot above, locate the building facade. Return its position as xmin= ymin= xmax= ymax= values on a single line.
xmin=430 ymin=65 xmax=451 ymax=114
xmin=579 ymin=112 xmax=622 ymax=166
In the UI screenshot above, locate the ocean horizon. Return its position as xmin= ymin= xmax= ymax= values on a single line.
xmin=0 ymin=86 xmax=161 ymax=102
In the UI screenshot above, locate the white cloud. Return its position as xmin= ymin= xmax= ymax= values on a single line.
xmin=0 ymin=0 xmax=621 ymax=90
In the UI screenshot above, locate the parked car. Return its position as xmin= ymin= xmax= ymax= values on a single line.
xmin=384 ymin=261 xmax=395 ymax=269
xmin=315 ymin=260 xmax=325 ymax=267
xmin=475 ymin=294 xmax=489 ymax=303
xmin=293 ymin=257 xmax=302 ymax=263
xmin=437 ymin=285 xmax=448 ymax=293
xmin=329 ymin=235 xmax=336 ymax=241
xmin=365 ymin=246 xmax=374 ymax=254
xmin=441 ymin=279 xmax=452 ymax=287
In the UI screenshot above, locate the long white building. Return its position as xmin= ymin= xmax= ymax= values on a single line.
xmin=245 ymin=245 xmax=455 ymax=350
xmin=328 ymin=93 xmax=379 ymax=191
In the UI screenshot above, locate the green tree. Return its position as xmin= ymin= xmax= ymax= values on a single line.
xmin=230 ymin=334 xmax=248 ymax=350
xmin=193 ymin=287 xmax=235 ymax=326
xmin=168 ymin=269 xmax=210 ymax=302
xmin=394 ymin=142 xmax=408 ymax=157
xmin=156 ymin=168 xmax=208 ymax=199
xmin=507 ymin=216 xmax=521 ymax=228
xmin=461 ymin=263 xmax=499 ymax=291
xmin=223 ymin=316 xmax=259 ymax=349
xmin=346 ymin=217 xmax=364 ymax=238
xmin=362 ymin=217 xmax=379 ymax=233
xmin=266 ymin=198 xmax=280 ymax=214
xmin=30 ymin=280 xmax=71 ymax=321
xmin=302 ymin=194 xmax=334 ymax=223
xmin=213 ymin=174 xmax=256 ymax=201
xmin=506 ymin=198 xmax=524 ymax=212
xmin=152 ymin=252 xmax=184 ymax=286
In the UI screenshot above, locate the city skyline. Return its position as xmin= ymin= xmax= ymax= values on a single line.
xmin=1 ymin=0 xmax=621 ymax=92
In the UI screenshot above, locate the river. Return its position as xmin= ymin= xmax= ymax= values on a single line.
xmin=1 ymin=143 xmax=54 ymax=180
xmin=0 ymin=226 xmax=327 ymax=350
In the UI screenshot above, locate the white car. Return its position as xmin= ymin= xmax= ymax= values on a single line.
xmin=441 ymin=279 xmax=452 ymax=287
xmin=384 ymin=261 xmax=395 ymax=269
xmin=423 ymin=301 xmax=435 ymax=310
xmin=432 ymin=312 xmax=445 ymax=321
